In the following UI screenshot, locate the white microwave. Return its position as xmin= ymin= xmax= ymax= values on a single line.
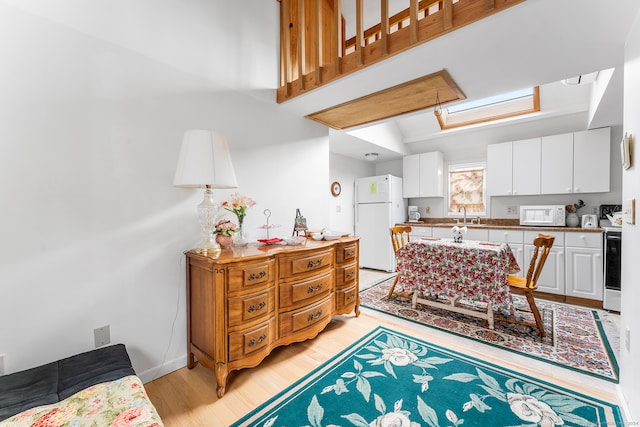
xmin=519 ymin=205 xmax=566 ymax=227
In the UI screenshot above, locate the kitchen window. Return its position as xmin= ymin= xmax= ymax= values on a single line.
xmin=447 ymin=162 xmax=487 ymax=216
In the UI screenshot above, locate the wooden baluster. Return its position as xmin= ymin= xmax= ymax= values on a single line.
xmin=281 ymin=0 xmax=291 ymax=96
xmin=410 ymin=0 xmax=418 ymax=44
xmin=356 ymin=0 xmax=363 ymax=66
xmin=298 ymin=0 xmax=305 ymax=91
xmin=315 ymin=0 xmax=322 ymax=84
xmin=334 ymin=0 xmax=343 ymax=73
xmin=381 ymin=0 xmax=389 ymax=56
xmin=443 ymin=0 xmax=453 ymax=30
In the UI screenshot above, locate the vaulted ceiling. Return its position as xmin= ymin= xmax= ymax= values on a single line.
xmin=276 ymin=0 xmax=639 ymax=162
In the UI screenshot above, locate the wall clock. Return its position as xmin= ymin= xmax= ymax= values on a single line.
xmin=331 ymin=181 xmax=342 ymax=197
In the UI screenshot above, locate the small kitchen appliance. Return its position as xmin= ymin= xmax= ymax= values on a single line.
xmin=581 ymin=214 xmax=598 ymax=228
xmin=519 ymin=205 xmax=566 ymax=227
xmin=408 ymin=206 xmax=421 ymax=222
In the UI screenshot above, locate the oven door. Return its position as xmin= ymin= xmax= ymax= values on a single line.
xmin=604 ymin=230 xmax=621 ymax=291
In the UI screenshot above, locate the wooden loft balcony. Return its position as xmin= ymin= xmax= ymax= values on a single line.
xmin=277 ymin=0 xmax=524 ymax=104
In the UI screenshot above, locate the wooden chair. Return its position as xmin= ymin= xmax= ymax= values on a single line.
xmin=387 ymin=226 xmax=412 ymax=300
xmin=507 ymin=233 xmax=555 ymax=337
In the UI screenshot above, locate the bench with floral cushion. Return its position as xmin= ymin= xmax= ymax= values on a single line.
xmin=0 ymin=344 xmax=163 ymax=426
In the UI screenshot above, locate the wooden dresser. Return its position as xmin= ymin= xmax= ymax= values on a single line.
xmin=185 ymin=237 xmax=359 ymax=397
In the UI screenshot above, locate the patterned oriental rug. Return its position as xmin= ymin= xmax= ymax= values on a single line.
xmin=232 ymin=327 xmax=622 ymax=427
xmin=360 ymin=277 xmax=619 ymax=382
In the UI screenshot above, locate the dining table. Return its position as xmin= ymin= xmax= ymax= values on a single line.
xmin=395 ymin=237 xmax=521 ymax=329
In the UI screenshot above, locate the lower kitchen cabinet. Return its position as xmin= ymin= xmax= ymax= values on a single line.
xmin=565 ymin=232 xmax=603 ymax=301
xmin=432 ymin=226 xmax=489 ymax=241
xmin=524 ymin=230 xmax=565 ymax=296
xmin=488 ymin=229 xmax=524 ymax=278
xmin=409 ymin=226 xmax=432 ymax=240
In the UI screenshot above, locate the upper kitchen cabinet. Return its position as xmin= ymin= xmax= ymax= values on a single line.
xmin=541 ymin=128 xmax=610 ymax=194
xmin=486 ymin=138 xmax=541 ymax=196
xmin=573 ymin=128 xmax=610 ymax=193
xmin=540 ymin=133 xmax=574 ymax=194
xmin=402 ymin=152 xmax=444 ymax=198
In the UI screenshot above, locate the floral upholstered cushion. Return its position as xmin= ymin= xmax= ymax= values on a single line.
xmin=0 ymin=375 xmax=163 ymax=427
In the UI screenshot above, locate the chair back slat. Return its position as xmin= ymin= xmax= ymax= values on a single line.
xmin=390 ymin=226 xmax=412 ymax=253
xmin=524 ymin=233 xmax=555 ymax=289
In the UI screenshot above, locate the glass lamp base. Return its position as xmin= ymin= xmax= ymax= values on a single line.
xmin=195 ymin=233 xmax=221 ymax=255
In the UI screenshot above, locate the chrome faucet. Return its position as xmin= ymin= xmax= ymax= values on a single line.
xmin=458 ymin=206 xmax=467 ymax=224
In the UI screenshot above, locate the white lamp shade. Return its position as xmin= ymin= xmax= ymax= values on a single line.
xmin=173 ymin=129 xmax=238 ymax=188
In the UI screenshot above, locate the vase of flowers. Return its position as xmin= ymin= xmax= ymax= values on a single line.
xmin=214 ymin=219 xmax=237 ymax=249
xmin=565 ymin=200 xmax=584 ymax=227
xmin=223 ymin=193 xmax=256 ymax=247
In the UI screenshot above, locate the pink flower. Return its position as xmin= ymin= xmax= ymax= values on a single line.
xmin=111 ymin=406 xmax=152 ymax=427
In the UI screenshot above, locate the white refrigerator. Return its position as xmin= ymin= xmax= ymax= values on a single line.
xmin=355 ymin=174 xmax=407 ymax=272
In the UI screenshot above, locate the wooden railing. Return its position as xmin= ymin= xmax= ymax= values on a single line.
xmin=277 ymin=0 xmax=524 ymax=103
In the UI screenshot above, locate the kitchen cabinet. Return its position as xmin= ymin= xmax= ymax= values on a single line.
xmin=524 ymin=230 xmax=565 ymax=296
xmin=573 ymin=128 xmax=610 ymax=193
xmin=540 ymin=132 xmax=573 ymax=194
xmin=402 ymin=151 xmax=444 ymax=198
xmin=540 ymin=128 xmax=610 ymax=194
xmin=432 ymin=226 xmax=489 ymax=241
xmin=565 ymin=231 xmax=603 ymax=301
xmin=488 ymin=229 xmax=524 ymax=277
xmin=409 ymin=226 xmax=432 ymax=240
xmin=486 ymin=138 xmax=541 ymax=196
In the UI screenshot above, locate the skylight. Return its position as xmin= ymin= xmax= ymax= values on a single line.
xmin=435 ymin=87 xmax=540 ymax=130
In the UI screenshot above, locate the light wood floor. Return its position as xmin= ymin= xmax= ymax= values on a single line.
xmin=145 ymin=291 xmax=622 ymax=426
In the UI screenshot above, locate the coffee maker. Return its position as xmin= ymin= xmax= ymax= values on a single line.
xmin=408 ymin=206 xmax=420 ymax=222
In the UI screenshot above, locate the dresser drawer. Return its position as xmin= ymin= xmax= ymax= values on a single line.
xmin=227 ymin=260 xmax=275 ymax=293
xmin=228 ymin=318 xmax=275 ymax=362
xmin=336 ymin=243 xmax=358 ymax=264
xmin=336 ymin=262 xmax=357 ymax=288
xmin=279 ymin=296 xmax=333 ymax=336
xmin=228 ymin=288 xmax=275 ymax=327
xmin=279 ymin=270 xmax=333 ymax=308
xmin=279 ymin=249 xmax=334 ymax=278
xmin=335 ymin=285 xmax=357 ymax=310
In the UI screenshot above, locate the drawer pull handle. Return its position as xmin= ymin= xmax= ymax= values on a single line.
xmin=346 ymin=271 xmax=355 ymax=278
xmin=307 ymin=310 xmax=323 ymax=322
xmin=307 ymin=259 xmax=323 ymax=268
xmin=248 ymin=271 xmax=266 ymax=281
xmin=346 ymin=293 xmax=355 ymax=300
xmin=248 ymin=334 xmax=267 ymax=347
xmin=345 ymin=249 xmax=355 ymax=257
xmin=307 ymin=284 xmax=323 ymax=293
xmin=248 ymin=301 xmax=266 ymax=312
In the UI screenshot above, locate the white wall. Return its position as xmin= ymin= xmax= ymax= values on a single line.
xmin=329 ymin=154 xmax=376 ymax=234
xmin=620 ymin=9 xmax=640 ymax=420
xmin=0 ymin=0 xmax=328 ymax=381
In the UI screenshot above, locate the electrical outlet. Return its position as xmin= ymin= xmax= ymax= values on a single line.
xmin=0 ymin=354 xmax=5 ymax=375
xmin=94 ymin=325 xmax=111 ymax=348
xmin=507 ymin=206 xmax=517 ymax=215
xmin=425 ymin=206 xmax=431 ymax=214
xmin=592 ymin=206 xmax=598 ymax=215
xmin=626 ymin=326 xmax=631 ymax=352
xmin=336 ymin=204 xmax=341 ymax=213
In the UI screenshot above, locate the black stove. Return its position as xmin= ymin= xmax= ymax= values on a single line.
xmin=599 ymin=204 xmax=623 ymax=232
xmin=599 ymin=204 xmax=622 ymax=312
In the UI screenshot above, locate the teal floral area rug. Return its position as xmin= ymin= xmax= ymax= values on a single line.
xmin=231 ymin=327 xmax=622 ymax=427
xmin=359 ymin=277 xmax=619 ymax=383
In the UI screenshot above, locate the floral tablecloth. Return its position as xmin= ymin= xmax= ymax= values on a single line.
xmin=396 ymin=238 xmax=520 ymax=313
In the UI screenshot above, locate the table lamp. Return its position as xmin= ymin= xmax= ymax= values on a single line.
xmin=174 ymin=129 xmax=238 ymax=254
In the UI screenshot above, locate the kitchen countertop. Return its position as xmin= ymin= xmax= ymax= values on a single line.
xmin=401 ymin=219 xmax=603 ymax=233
